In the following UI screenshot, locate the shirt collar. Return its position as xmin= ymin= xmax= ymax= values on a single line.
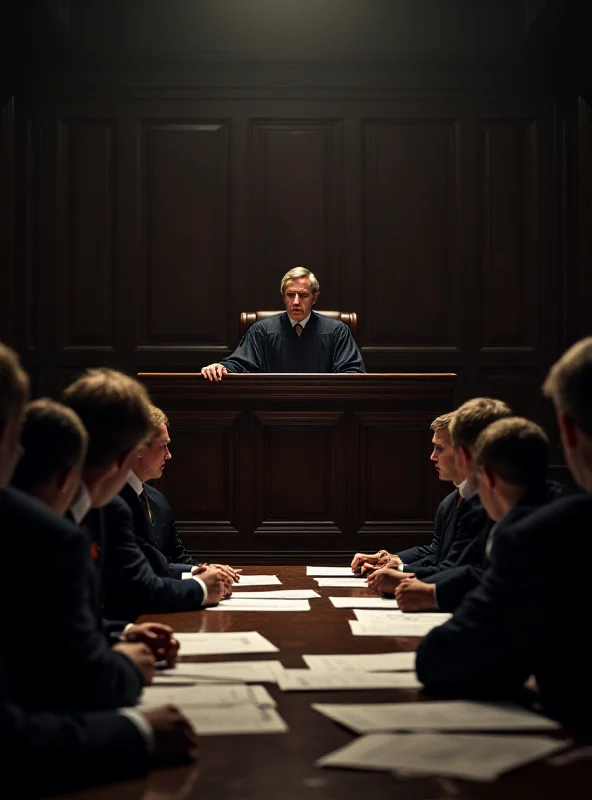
xmin=70 ymin=483 xmax=92 ymax=525
xmin=289 ymin=312 xmax=311 ymax=329
xmin=127 ymin=470 xmax=144 ymax=496
xmin=458 ymin=479 xmax=477 ymax=500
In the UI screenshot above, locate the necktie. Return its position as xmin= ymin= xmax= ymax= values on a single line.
xmin=139 ymin=489 xmax=153 ymax=525
xmin=294 ymin=323 xmax=303 ymax=337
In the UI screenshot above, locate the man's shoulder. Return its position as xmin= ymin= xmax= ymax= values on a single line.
xmin=312 ymin=313 xmax=348 ymax=334
xmin=502 ymin=492 xmax=592 ymax=542
xmin=1 ymin=486 xmax=80 ymax=541
xmin=437 ymin=488 xmax=459 ymax=514
xmin=144 ymin=483 xmax=171 ymax=511
xmin=104 ymin=494 xmax=134 ymax=521
xmin=249 ymin=314 xmax=286 ymax=334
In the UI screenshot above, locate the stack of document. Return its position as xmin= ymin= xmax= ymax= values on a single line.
xmin=181 ymin=573 xmax=282 ymax=587
xmin=206 ymin=589 xmax=320 ymax=612
xmin=175 ymin=631 xmax=279 ymax=656
xmin=154 ymin=660 xmax=286 ymax=684
xmin=277 ymin=669 xmax=421 ymax=691
xmin=330 ymin=596 xmax=399 ymax=609
xmin=306 ymin=566 xmax=356 ymax=577
xmin=302 ymin=653 xmax=416 ymax=673
xmin=315 ymin=577 xmax=369 ymax=588
xmin=316 ymin=732 xmax=567 ymax=781
xmin=138 ymin=683 xmax=287 ymax=736
xmin=312 ymin=700 xmax=562 ymax=734
xmin=349 ymin=609 xmax=451 ymax=638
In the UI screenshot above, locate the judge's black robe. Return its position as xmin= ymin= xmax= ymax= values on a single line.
xmin=220 ymin=311 xmax=365 ymax=373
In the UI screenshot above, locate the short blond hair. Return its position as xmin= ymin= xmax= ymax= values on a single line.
xmin=63 ymin=368 xmax=152 ymax=468
xmin=450 ymin=397 xmax=513 ymax=450
xmin=146 ymin=405 xmax=169 ymax=444
xmin=542 ymin=337 xmax=592 ymax=435
xmin=430 ymin=412 xmax=454 ymax=432
xmin=474 ymin=417 xmax=549 ymax=487
xmin=280 ymin=267 xmax=320 ymax=296
xmin=0 ymin=343 xmax=29 ymax=427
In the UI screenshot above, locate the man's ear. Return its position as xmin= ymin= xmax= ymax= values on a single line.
xmin=482 ymin=466 xmax=496 ymax=490
xmin=558 ymin=410 xmax=578 ymax=449
xmin=55 ymin=467 xmax=73 ymax=492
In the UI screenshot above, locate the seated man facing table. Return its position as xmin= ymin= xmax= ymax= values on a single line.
xmin=201 ymin=267 xmax=365 ymax=380
xmin=120 ymin=404 xmax=239 ymax=584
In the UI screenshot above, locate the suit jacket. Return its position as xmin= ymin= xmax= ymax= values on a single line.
xmin=416 ymin=493 xmax=592 ymax=730
xmin=402 ymin=492 xmax=490 ymax=580
xmin=397 ymin=489 xmax=458 ymax=565
xmin=426 ymin=480 xmax=570 ymax=612
xmin=0 ymin=487 xmax=143 ymax=713
xmin=144 ymin=483 xmax=195 ymax=576
xmin=87 ymin=496 xmax=205 ymax=622
xmin=1 ymin=660 xmax=148 ymax=797
xmin=119 ymin=483 xmax=194 ymax=578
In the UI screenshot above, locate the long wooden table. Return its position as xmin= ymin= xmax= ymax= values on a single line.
xmin=63 ymin=567 xmax=590 ymax=800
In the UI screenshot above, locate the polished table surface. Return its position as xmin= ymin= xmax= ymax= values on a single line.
xmin=62 ymin=566 xmax=591 ymax=800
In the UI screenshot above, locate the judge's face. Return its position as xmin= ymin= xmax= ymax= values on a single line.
xmin=283 ymin=278 xmax=317 ymax=322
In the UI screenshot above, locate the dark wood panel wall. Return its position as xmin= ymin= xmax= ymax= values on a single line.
xmin=3 ymin=1 xmax=592 ymax=465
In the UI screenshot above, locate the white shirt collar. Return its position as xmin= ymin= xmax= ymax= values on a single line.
xmin=127 ymin=470 xmax=144 ymax=496
xmin=458 ymin=479 xmax=476 ymax=500
xmin=289 ymin=312 xmax=311 ymax=329
xmin=70 ymin=483 xmax=92 ymax=525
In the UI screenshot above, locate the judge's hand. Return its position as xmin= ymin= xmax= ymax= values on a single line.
xmin=201 ymin=363 xmax=227 ymax=382
xmin=122 ymin=622 xmax=179 ymax=666
xmin=351 ymin=549 xmax=394 ymax=572
xmin=141 ymin=705 xmax=199 ymax=766
xmin=395 ymin=578 xmax=438 ymax=612
xmin=114 ymin=641 xmax=156 ymax=684
xmin=200 ymin=565 xmax=234 ymax=604
xmin=367 ymin=566 xmax=413 ymax=595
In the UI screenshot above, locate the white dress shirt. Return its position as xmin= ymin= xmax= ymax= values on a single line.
xmin=289 ymin=312 xmax=311 ymax=328
xmin=70 ymin=483 xmax=92 ymax=525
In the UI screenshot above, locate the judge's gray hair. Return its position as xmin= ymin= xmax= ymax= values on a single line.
xmin=280 ymin=267 xmax=320 ymax=296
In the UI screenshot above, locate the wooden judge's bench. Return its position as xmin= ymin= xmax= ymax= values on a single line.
xmin=140 ymin=373 xmax=456 ymax=563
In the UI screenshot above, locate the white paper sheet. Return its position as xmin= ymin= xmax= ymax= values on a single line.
xmin=154 ymin=660 xmax=286 ymax=684
xmin=302 ymin=653 xmax=416 ymax=673
xmin=314 ymin=578 xmax=369 ymax=588
xmin=312 ymin=700 xmax=562 ymax=734
xmin=330 ymin=596 xmax=399 ymax=609
xmin=232 ymin=575 xmax=282 ymax=586
xmin=207 ymin=599 xmax=310 ymax=612
xmin=316 ymin=733 xmax=567 ymax=781
xmin=306 ymin=566 xmax=356 ymax=576
xmin=223 ymin=589 xmax=320 ymax=599
xmin=175 ymin=631 xmax=279 ymax=656
xmin=277 ymin=669 xmax=421 ymax=691
xmin=353 ymin=609 xmax=451 ymax=625
xmin=181 ymin=703 xmax=288 ymax=736
xmin=349 ymin=620 xmax=442 ymax=638
xmin=139 ymin=683 xmax=275 ymax=708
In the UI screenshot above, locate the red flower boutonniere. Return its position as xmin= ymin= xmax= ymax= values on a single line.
xmin=90 ymin=541 xmax=101 ymax=561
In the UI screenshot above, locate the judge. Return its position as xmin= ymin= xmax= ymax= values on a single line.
xmin=201 ymin=267 xmax=365 ymax=380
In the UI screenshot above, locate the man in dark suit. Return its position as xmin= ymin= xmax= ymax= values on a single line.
xmin=62 ymin=373 xmax=232 ymax=622
xmin=11 ymin=397 xmax=182 ymax=663
xmin=122 ymin=404 xmax=239 ymax=582
xmin=0 ymin=343 xmax=197 ymax=793
xmin=2 ymin=394 xmax=153 ymax=712
xmin=396 ymin=417 xmax=568 ymax=612
xmin=416 ymin=338 xmax=592 ymax=730
xmin=367 ymin=398 xmax=512 ymax=595
xmin=351 ymin=412 xmax=461 ymax=573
